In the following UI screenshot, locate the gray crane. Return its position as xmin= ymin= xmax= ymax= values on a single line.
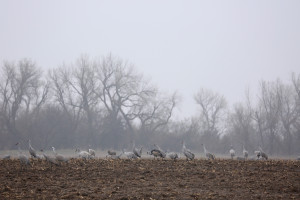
xmin=108 ymin=150 xmax=117 ymax=156
xmin=43 ymin=152 xmax=59 ymax=167
xmin=147 ymin=149 xmax=165 ymax=159
xmin=122 ymin=149 xmax=138 ymax=159
xmin=258 ymin=147 xmax=268 ymax=160
xmin=132 ymin=141 xmax=143 ymax=158
xmin=243 ymin=145 xmax=248 ymax=159
xmin=202 ymin=144 xmax=215 ymax=160
xmin=87 ymin=145 xmax=96 ymax=157
xmin=52 ymin=147 xmax=68 ymax=162
xmin=166 ymin=151 xmax=179 ymax=160
xmin=229 ymin=145 xmax=235 ymax=159
xmin=28 ymin=139 xmax=37 ymax=158
xmin=182 ymin=141 xmax=195 ymax=161
xmin=154 ymin=144 xmax=166 ymax=158
xmin=147 ymin=144 xmax=166 ymax=159
xmin=75 ymin=149 xmax=92 ymax=159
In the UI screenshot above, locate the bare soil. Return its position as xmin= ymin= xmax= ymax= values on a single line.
xmin=0 ymin=158 xmax=299 ymax=199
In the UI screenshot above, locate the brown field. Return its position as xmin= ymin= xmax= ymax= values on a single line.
xmin=0 ymin=158 xmax=299 ymax=199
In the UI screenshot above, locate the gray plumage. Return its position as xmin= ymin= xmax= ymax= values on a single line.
xmin=147 ymin=149 xmax=165 ymax=159
xmin=52 ymin=147 xmax=68 ymax=162
xmin=122 ymin=150 xmax=138 ymax=159
xmin=229 ymin=145 xmax=235 ymax=159
xmin=108 ymin=150 xmax=117 ymax=156
xmin=43 ymin=153 xmax=59 ymax=166
xmin=28 ymin=139 xmax=37 ymax=158
xmin=75 ymin=149 xmax=92 ymax=159
xmin=2 ymin=155 xmax=11 ymax=160
xmin=243 ymin=145 xmax=248 ymax=159
xmin=166 ymin=152 xmax=179 ymax=160
xmin=182 ymin=142 xmax=195 ymax=160
xmin=88 ymin=149 xmax=96 ymax=157
xmin=202 ymin=144 xmax=215 ymax=160
xmin=258 ymin=147 xmax=268 ymax=160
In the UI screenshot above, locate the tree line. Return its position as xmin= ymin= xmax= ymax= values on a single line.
xmin=0 ymin=55 xmax=299 ymax=156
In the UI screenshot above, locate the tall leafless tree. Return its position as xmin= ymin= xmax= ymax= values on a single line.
xmin=0 ymin=59 xmax=48 ymax=146
xmin=194 ymin=88 xmax=227 ymax=135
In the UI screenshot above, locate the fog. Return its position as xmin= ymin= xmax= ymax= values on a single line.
xmin=0 ymin=1 xmax=300 ymax=157
xmin=1 ymin=1 xmax=300 ymax=118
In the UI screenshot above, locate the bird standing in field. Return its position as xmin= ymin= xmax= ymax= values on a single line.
xmin=182 ymin=141 xmax=195 ymax=161
xmin=229 ymin=145 xmax=235 ymax=159
xmin=202 ymin=144 xmax=215 ymax=160
xmin=132 ymin=141 xmax=143 ymax=158
xmin=108 ymin=150 xmax=117 ymax=156
xmin=75 ymin=149 xmax=92 ymax=159
xmin=28 ymin=139 xmax=37 ymax=158
xmin=88 ymin=145 xmax=96 ymax=157
xmin=147 ymin=144 xmax=166 ymax=160
xmin=52 ymin=147 xmax=68 ymax=163
xmin=166 ymin=151 xmax=179 ymax=160
xmin=43 ymin=151 xmax=59 ymax=168
xmin=258 ymin=147 xmax=268 ymax=160
xmin=243 ymin=145 xmax=248 ymax=159
xmin=122 ymin=149 xmax=138 ymax=159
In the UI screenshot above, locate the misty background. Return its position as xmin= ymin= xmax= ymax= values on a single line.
xmin=0 ymin=1 xmax=300 ymax=156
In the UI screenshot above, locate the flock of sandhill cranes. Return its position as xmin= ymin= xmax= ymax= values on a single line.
xmin=5 ymin=139 xmax=281 ymax=169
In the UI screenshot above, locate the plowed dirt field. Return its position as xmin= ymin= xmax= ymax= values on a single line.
xmin=0 ymin=159 xmax=299 ymax=199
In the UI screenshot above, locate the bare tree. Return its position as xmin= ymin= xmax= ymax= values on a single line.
xmin=137 ymin=92 xmax=178 ymax=135
xmin=194 ymin=88 xmax=227 ymax=135
xmin=48 ymin=65 xmax=84 ymax=144
xmin=229 ymin=102 xmax=254 ymax=151
xmin=94 ymin=55 xmax=155 ymax=132
xmin=0 ymin=59 xmax=48 ymax=146
xmin=258 ymin=80 xmax=281 ymax=155
xmin=276 ymin=81 xmax=299 ymax=154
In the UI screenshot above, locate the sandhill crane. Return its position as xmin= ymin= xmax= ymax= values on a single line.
xmin=147 ymin=149 xmax=165 ymax=159
xmin=182 ymin=141 xmax=195 ymax=161
xmin=43 ymin=152 xmax=59 ymax=167
xmin=2 ymin=155 xmax=11 ymax=160
xmin=75 ymin=149 xmax=92 ymax=159
xmin=28 ymin=139 xmax=37 ymax=158
xmin=87 ymin=145 xmax=96 ymax=157
xmin=243 ymin=145 xmax=248 ymax=159
xmin=122 ymin=149 xmax=138 ymax=159
xmin=108 ymin=150 xmax=117 ymax=156
xmin=154 ymin=144 xmax=166 ymax=158
xmin=258 ymin=147 xmax=268 ymax=160
xmin=106 ymin=152 xmax=122 ymax=160
xmin=202 ymin=144 xmax=215 ymax=160
xmin=52 ymin=147 xmax=68 ymax=162
xmin=88 ymin=149 xmax=96 ymax=157
xmin=254 ymin=150 xmax=261 ymax=159
xmin=16 ymin=142 xmax=31 ymax=169
xmin=229 ymin=145 xmax=235 ymax=159
xmin=147 ymin=144 xmax=166 ymax=160
xmin=132 ymin=141 xmax=143 ymax=158
xmin=166 ymin=152 xmax=179 ymax=160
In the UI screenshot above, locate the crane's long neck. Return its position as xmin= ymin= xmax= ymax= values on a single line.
xmin=182 ymin=142 xmax=186 ymax=150
xmin=18 ymin=145 xmax=22 ymax=154
xmin=203 ymin=145 xmax=207 ymax=154
xmin=52 ymin=147 xmax=57 ymax=154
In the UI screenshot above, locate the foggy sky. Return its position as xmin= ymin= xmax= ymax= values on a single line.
xmin=1 ymin=0 xmax=300 ymax=119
